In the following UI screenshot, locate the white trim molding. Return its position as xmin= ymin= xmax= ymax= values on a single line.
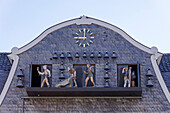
xmin=0 ymin=54 xmax=19 ymax=106
xmin=1 ymin=16 xmax=169 ymax=106
xmin=150 ymin=49 xmax=170 ymax=103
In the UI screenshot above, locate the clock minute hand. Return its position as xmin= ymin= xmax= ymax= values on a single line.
xmin=83 ymin=28 xmax=86 ymax=37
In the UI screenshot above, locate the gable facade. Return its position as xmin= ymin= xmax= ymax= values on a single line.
xmin=0 ymin=16 xmax=169 ymax=112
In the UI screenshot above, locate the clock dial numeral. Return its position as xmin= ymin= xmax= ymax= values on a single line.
xmin=90 ymin=40 xmax=93 ymax=43
xmin=90 ymin=33 xmax=93 ymax=36
xmin=87 ymin=43 xmax=90 ymax=46
xmin=79 ymin=29 xmax=81 ymax=33
xmin=75 ymin=40 xmax=79 ymax=43
xmin=83 ymin=44 xmax=86 ymax=48
xmin=87 ymin=29 xmax=90 ymax=33
xmin=79 ymin=43 xmax=82 ymax=46
xmin=76 ymin=33 xmax=79 ymax=36
xmin=90 ymin=37 xmax=94 ymax=39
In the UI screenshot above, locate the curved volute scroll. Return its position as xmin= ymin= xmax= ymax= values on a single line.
xmin=11 ymin=47 xmax=19 ymax=54
xmin=7 ymin=47 xmax=19 ymax=64
xmin=0 ymin=47 xmax=20 ymax=106
xmin=150 ymin=46 xmax=170 ymax=103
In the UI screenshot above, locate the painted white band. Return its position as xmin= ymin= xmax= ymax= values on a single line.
xmin=151 ymin=55 xmax=170 ymax=103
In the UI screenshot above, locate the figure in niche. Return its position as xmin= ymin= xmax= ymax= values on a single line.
xmin=37 ymin=65 xmax=51 ymax=88
xmin=131 ymin=71 xmax=136 ymax=87
xmin=84 ymin=64 xmax=95 ymax=87
xmin=55 ymin=75 xmax=73 ymax=88
xmin=122 ymin=66 xmax=131 ymax=87
xmin=67 ymin=67 xmax=77 ymax=87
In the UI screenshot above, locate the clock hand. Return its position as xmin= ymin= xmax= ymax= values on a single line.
xmin=83 ymin=28 xmax=86 ymax=38
xmin=81 ymin=37 xmax=87 ymax=40
xmin=80 ymin=37 xmax=87 ymax=40
xmin=74 ymin=37 xmax=87 ymax=39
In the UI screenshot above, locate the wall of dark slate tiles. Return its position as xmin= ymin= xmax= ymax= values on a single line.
xmin=159 ymin=54 xmax=170 ymax=91
xmin=0 ymin=24 xmax=169 ymax=113
xmin=0 ymin=53 xmax=11 ymax=94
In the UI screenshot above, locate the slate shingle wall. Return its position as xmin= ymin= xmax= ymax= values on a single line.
xmin=0 ymin=24 xmax=169 ymax=113
xmin=159 ymin=54 xmax=170 ymax=91
xmin=161 ymin=72 xmax=170 ymax=91
xmin=0 ymin=53 xmax=11 ymax=71
xmin=0 ymin=53 xmax=11 ymax=94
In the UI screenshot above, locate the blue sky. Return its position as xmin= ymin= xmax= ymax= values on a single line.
xmin=0 ymin=0 xmax=170 ymax=53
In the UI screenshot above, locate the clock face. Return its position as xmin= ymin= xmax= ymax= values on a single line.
xmin=74 ymin=28 xmax=94 ymax=47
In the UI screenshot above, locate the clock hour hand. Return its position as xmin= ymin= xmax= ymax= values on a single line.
xmin=74 ymin=37 xmax=87 ymax=40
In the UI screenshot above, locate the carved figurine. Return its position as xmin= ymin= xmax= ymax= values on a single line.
xmin=55 ymin=76 xmax=73 ymax=88
xmin=84 ymin=64 xmax=95 ymax=87
xmin=122 ymin=66 xmax=131 ymax=87
xmin=37 ymin=65 xmax=51 ymax=88
xmin=131 ymin=71 xmax=136 ymax=87
xmin=67 ymin=67 xmax=77 ymax=87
